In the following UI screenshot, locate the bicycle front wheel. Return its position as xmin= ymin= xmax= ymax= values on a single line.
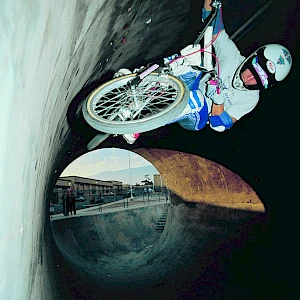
xmin=82 ymin=73 xmax=189 ymax=134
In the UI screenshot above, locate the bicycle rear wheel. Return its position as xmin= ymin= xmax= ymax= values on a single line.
xmin=82 ymin=73 xmax=189 ymax=134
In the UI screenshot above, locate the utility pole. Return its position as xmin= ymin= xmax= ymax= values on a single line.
xmin=128 ymin=151 xmax=134 ymax=201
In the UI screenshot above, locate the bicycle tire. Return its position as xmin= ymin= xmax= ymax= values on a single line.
xmin=82 ymin=73 xmax=189 ymax=134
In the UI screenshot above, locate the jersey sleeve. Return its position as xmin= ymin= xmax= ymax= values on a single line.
xmin=226 ymin=90 xmax=260 ymax=120
xmin=213 ymin=31 xmax=243 ymax=74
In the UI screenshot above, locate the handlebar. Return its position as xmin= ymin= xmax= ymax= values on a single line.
xmin=127 ymin=63 xmax=161 ymax=88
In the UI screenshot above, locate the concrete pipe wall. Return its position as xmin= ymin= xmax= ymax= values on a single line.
xmin=0 ymin=0 xmax=298 ymax=298
xmin=134 ymin=148 xmax=265 ymax=212
xmin=0 ymin=0 xmax=148 ymax=297
xmin=0 ymin=0 xmax=193 ymax=297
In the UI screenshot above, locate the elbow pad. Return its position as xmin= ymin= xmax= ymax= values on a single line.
xmin=201 ymin=8 xmax=224 ymax=35
xmin=209 ymin=111 xmax=233 ymax=132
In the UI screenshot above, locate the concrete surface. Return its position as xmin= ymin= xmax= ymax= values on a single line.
xmin=51 ymin=200 xmax=267 ymax=299
xmin=134 ymin=148 xmax=265 ymax=212
xmin=0 ymin=0 xmax=299 ymax=299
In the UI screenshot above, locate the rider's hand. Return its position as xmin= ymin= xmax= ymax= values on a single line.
xmin=206 ymin=82 xmax=226 ymax=105
xmin=180 ymin=45 xmax=202 ymax=66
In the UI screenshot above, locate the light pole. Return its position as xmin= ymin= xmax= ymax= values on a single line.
xmin=127 ymin=151 xmax=134 ymax=203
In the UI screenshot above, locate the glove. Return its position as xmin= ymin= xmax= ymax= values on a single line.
xmin=180 ymin=44 xmax=202 ymax=66
xmin=206 ymin=81 xmax=225 ymax=105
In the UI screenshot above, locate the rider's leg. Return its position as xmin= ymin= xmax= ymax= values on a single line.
xmin=178 ymin=101 xmax=209 ymax=131
xmin=167 ymin=89 xmax=209 ymax=131
xmin=166 ymin=64 xmax=205 ymax=123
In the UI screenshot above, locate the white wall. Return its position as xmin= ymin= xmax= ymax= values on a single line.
xmin=0 ymin=1 xmax=115 ymax=298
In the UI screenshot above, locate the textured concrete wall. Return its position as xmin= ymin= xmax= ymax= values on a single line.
xmin=0 ymin=0 xmax=193 ymax=297
xmin=134 ymin=148 xmax=264 ymax=211
xmin=0 ymin=0 xmax=123 ymax=298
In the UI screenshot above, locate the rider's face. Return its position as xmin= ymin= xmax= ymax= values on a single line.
xmin=241 ymin=69 xmax=257 ymax=86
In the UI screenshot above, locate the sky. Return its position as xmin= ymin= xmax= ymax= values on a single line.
xmin=61 ymin=148 xmax=154 ymax=178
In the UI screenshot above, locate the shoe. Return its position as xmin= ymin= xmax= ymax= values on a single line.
xmin=123 ymin=133 xmax=140 ymax=144
xmin=113 ymin=68 xmax=132 ymax=78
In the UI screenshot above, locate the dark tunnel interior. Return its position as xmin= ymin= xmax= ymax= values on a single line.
xmin=47 ymin=0 xmax=299 ymax=299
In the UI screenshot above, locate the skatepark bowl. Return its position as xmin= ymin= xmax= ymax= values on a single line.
xmin=50 ymin=149 xmax=268 ymax=300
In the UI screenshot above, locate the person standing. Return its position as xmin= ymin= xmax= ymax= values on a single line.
xmin=65 ymin=190 xmax=70 ymax=216
xmin=69 ymin=189 xmax=76 ymax=215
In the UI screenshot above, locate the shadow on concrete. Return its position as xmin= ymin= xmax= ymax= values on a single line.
xmin=49 ymin=194 xmax=278 ymax=300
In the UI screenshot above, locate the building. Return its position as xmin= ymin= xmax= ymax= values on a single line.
xmin=52 ymin=176 xmax=123 ymax=204
xmin=153 ymin=174 xmax=166 ymax=192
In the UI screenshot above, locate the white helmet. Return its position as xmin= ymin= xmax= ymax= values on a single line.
xmin=232 ymin=44 xmax=292 ymax=91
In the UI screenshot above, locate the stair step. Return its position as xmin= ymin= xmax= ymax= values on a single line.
xmin=154 ymin=208 xmax=169 ymax=232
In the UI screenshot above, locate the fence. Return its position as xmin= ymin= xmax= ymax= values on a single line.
xmin=50 ymin=186 xmax=170 ymax=215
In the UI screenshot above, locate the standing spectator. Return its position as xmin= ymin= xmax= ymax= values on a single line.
xmin=65 ymin=190 xmax=70 ymax=216
xmin=49 ymin=203 xmax=55 ymax=217
xmin=69 ymin=188 xmax=76 ymax=215
xmin=62 ymin=192 xmax=66 ymax=216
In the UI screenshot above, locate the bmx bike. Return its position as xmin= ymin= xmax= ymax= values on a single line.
xmin=82 ymin=0 xmax=222 ymax=150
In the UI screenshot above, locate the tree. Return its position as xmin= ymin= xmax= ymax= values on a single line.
xmin=141 ymin=174 xmax=152 ymax=186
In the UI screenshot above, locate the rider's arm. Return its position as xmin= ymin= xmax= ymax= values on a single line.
xmin=211 ymin=104 xmax=236 ymax=122
xmin=204 ymin=0 xmax=212 ymax=11
xmin=202 ymin=0 xmax=224 ymax=37
xmin=205 ymin=84 xmax=236 ymax=132
xmin=209 ymin=103 xmax=236 ymax=132
xmin=209 ymin=91 xmax=259 ymax=132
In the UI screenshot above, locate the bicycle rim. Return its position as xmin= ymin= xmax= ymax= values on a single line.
xmin=82 ymin=73 xmax=189 ymax=134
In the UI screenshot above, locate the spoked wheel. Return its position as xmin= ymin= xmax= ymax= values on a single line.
xmin=82 ymin=73 xmax=189 ymax=134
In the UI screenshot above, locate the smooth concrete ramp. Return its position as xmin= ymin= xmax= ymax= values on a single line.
xmin=51 ymin=199 xmax=267 ymax=299
xmin=52 ymin=204 xmax=168 ymax=262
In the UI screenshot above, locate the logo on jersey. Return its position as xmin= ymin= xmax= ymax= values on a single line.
xmin=266 ymin=60 xmax=275 ymax=74
xmin=252 ymin=57 xmax=269 ymax=89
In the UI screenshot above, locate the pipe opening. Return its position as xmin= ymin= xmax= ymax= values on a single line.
xmin=50 ymin=148 xmax=266 ymax=299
